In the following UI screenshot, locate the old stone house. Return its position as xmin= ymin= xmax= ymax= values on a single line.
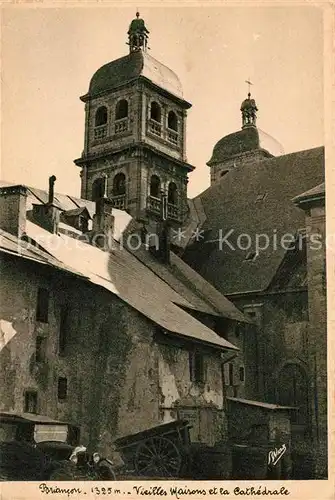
xmin=0 ymin=179 xmax=249 ymax=457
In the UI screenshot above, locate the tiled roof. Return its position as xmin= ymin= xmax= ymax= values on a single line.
xmin=25 ymin=221 xmax=238 ymax=351
xmin=125 ymin=236 xmax=246 ymax=322
xmin=183 ymin=146 xmax=324 ymax=295
xmin=0 ymin=181 xmax=243 ymax=323
xmin=0 ymin=229 xmax=87 ymax=280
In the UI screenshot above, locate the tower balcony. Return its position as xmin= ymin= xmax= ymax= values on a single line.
xmin=115 ymin=118 xmax=129 ymax=135
xmin=111 ymin=194 xmax=126 ymax=210
xmin=94 ymin=124 xmax=108 ymax=140
xmin=148 ymin=119 xmax=162 ymax=137
xmin=167 ymin=129 xmax=178 ymax=145
xmin=146 ymin=196 xmax=181 ymax=223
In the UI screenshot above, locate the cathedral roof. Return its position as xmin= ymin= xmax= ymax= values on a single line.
xmin=86 ymin=51 xmax=184 ymax=101
xmin=207 ymin=126 xmax=284 ymax=165
xmin=183 ymin=146 xmax=324 ymax=295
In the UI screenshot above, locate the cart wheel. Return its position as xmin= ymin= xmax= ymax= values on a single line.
xmin=135 ymin=437 xmax=182 ymax=478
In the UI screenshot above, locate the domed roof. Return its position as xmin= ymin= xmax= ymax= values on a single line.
xmin=208 ymin=126 xmax=284 ymax=165
xmin=87 ymin=50 xmax=183 ymax=100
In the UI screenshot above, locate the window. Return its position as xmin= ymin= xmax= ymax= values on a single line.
xmin=92 ymin=177 xmax=105 ymax=202
xmin=167 ymin=182 xmax=178 ymax=205
xmin=150 ymin=175 xmax=161 ymax=198
xmin=24 ymin=391 xmax=38 ymax=413
xmin=115 ymin=99 xmax=128 ymax=120
xmin=255 ymin=193 xmax=267 ymax=203
xmin=239 ymin=366 xmax=245 ymax=383
xmin=59 ymin=306 xmax=69 ymax=356
xmin=35 ymin=336 xmax=46 ymax=363
xmin=36 ymin=288 xmax=49 ymax=323
xmin=246 ymin=310 xmax=256 ymax=319
xmin=189 ymin=351 xmax=205 ymax=384
xmin=150 ymin=102 xmax=161 ymax=123
xmin=168 ymin=111 xmax=178 ymax=131
xmin=235 ymin=322 xmax=244 ymax=338
xmin=113 ymin=173 xmax=126 ymax=196
xmin=228 ymin=363 xmax=234 ymax=386
xmin=57 ymin=377 xmax=68 ymax=400
xmin=245 ymin=251 xmax=257 ymax=262
xmin=95 ymin=106 xmax=108 ymax=127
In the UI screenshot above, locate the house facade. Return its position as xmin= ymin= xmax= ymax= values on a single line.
xmin=0 ymin=177 xmax=246 ymax=459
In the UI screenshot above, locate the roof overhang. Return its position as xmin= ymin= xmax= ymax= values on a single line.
xmin=74 ymin=142 xmax=195 ymax=172
xmin=80 ymin=76 xmax=192 ymax=109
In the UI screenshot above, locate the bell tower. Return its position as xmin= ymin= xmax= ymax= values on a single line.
xmin=74 ymin=13 xmax=194 ymax=225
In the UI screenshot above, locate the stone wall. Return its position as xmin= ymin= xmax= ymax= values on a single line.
xmin=0 ymin=252 xmax=228 ymax=457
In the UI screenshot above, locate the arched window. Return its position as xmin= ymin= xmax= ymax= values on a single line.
xmin=168 ymin=182 xmax=178 ymax=205
xmin=168 ymin=111 xmax=178 ymax=131
xmin=95 ymin=106 xmax=108 ymax=127
xmin=150 ymin=175 xmax=161 ymax=198
xmin=113 ymin=173 xmax=126 ymax=196
xmin=92 ymin=178 xmax=105 ymax=201
xmin=150 ymin=102 xmax=161 ymax=123
xmin=115 ymin=100 xmax=128 ymax=120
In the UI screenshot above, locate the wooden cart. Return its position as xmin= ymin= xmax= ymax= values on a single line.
xmin=114 ymin=420 xmax=192 ymax=478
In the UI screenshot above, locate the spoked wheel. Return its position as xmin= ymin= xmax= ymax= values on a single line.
xmin=135 ymin=437 xmax=182 ymax=478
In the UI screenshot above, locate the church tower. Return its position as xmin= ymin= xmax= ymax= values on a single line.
xmin=74 ymin=13 xmax=194 ymax=225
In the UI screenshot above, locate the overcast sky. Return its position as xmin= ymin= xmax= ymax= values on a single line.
xmin=1 ymin=5 xmax=324 ymax=198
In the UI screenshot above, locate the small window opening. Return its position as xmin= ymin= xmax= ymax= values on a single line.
xmin=228 ymin=363 xmax=234 ymax=386
xmin=235 ymin=322 xmax=244 ymax=338
xmin=58 ymin=377 xmax=68 ymax=400
xmin=245 ymin=251 xmax=257 ymax=262
xmin=150 ymin=175 xmax=161 ymax=198
xmin=150 ymin=102 xmax=161 ymax=123
xmin=255 ymin=193 xmax=267 ymax=203
xmin=95 ymin=106 xmax=108 ymax=127
xmin=239 ymin=366 xmax=245 ymax=382
xmin=92 ymin=177 xmax=105 ymax=202
xmin=78 ymin=215 xmax=89 ymax=233
xmin=115 ymin=100 xmax=128 ymax=120
xmin=113 ymin=173 xmax=126 ymax=196
xmin=246 ymin=310 xmax=256 ymax=319
xmin=36 ymin=288 xmax=49 ymax=323
xmin=167 ymin=182 xmax=178 ymax=205
xmin=168 ymin=111 xmax=178 ymax=131
xmin=189 ymin=351 xmax=205 ymax=384
xmin=24 ymin=391 xmax=38 ymax=413
xmin=35 ymin=336 xmax=46 ymax=363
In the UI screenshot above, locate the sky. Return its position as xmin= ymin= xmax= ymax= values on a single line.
xmin=1 ymin=4 xmax=324 ymax=199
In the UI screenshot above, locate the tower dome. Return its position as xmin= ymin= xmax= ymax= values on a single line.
xmin=82 ymin=13 xmax=185 ymax=102
xmin=207 ymin=91 xmax=284 ymax=183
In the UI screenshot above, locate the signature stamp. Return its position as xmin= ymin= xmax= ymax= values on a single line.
xmin=268 ymin=444 xmax=287 ymax=466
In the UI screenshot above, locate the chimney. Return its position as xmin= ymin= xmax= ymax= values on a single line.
xmin=0 ymin=185 xmax=28 ymax=237
xmin=48 ymin=175 xmax=56 ymax=205
xmin=32 ymin=176 xmax=61 ymax=234
xmin=92 ymin=175 xmax=114 ymax=250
